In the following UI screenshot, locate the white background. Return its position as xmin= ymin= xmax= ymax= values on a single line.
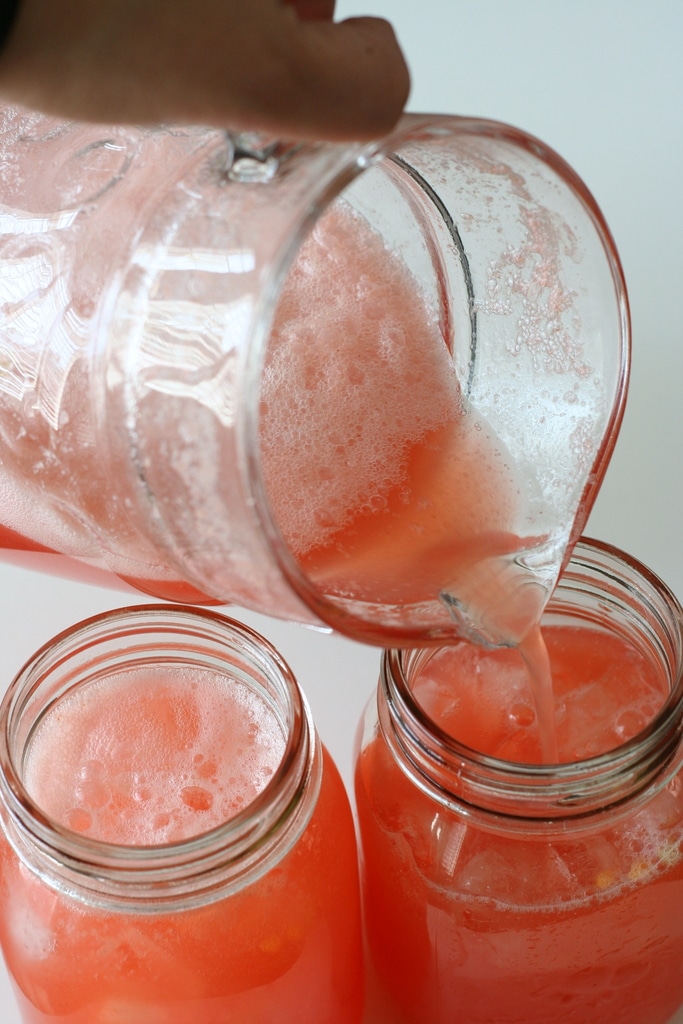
xmin=0 ymin=1 xmax=682 ymax=1019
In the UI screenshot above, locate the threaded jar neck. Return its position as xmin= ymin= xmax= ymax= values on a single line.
xmin=379 ymin=538 xmax=683 ymax=834
xmin=0 ymin=605 xmax=321 ymax=911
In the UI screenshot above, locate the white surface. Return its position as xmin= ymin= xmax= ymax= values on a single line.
xmin=0 ymin=1 xmax=682 ymax=1020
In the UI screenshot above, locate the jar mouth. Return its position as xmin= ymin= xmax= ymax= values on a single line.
xmin=0 ymin=605 xmax=320 ymax=910
xmin=380 ymin=537 xmax=683 ymax=829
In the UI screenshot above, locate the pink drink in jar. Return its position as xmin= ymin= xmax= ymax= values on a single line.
xmin=356 ymin=539 xmax=683 ymax=1024
xmin=0 ymin=606 xmax=364 ymax=1023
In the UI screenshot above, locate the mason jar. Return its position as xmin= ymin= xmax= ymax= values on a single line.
xmin=355 ymin=537 xmax=683 ymax=1024
xmin=0 ymin=605 xmax=364 ymax=1024
xmin=0 ymin=107 xmax=629 ymax=647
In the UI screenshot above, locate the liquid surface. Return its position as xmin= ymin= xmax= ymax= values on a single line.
xmin=24 ymin=665 xmax=286 ymax=844
xmin=413 ymin=625 xmax=669 ymax=763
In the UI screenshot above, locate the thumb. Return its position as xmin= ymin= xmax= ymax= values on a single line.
xmin=261 ymin=15 xmax=411 ymax=141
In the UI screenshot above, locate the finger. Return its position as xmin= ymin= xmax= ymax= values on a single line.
xmin=256 ymin=15 xmax=411 ymax=140
xmin=217 ymin=13 xmax=410 ymax=141
xmin=285 ymin=0 xmax=336 ymax=19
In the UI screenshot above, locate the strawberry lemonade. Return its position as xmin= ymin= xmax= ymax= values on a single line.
xmin=0 ymin=607 xmax=364 ymax=1024
xmin=355 ymin=540 xmax=683 ymax=1024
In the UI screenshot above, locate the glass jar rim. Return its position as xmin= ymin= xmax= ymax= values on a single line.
xmin=0 ymin=604 xmax=321 ymax=911
xmin=379 ymin=537 xmax=683 ymax=832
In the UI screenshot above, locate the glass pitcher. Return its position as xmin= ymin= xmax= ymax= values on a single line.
xmin=0 ymin=107 xmax=629 ymax=646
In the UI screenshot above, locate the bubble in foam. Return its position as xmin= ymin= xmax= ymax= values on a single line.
xmin=23 ymin=664 xmax=286 ymax=845
xmin=74 ymin=779 xmax=109 ymax=809
xmin=180 ymin=785 xmax=213 ymax=812
xmin=79 ymin=759 xmax=105 ymax=781
xmin=65 ymin=808 xmax=92 ymax=833
xmin=260 ymin=201 xmax=461 ymax=555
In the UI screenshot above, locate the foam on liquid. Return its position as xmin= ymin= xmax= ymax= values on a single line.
xmin=260 ymin=202 xmax=462 ymax=556
xmin=413 ymin=625 xmax=669 ymax=765
xmin=261 ymin=203 xmax=539 ymax=640
xmin=24 ymin=665 xmax=286 ymax=845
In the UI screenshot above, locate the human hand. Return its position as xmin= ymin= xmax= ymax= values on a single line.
xmin=0 ymin=0 xmax=410 ymax=140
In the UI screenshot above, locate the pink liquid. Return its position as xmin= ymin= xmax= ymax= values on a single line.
xmin=24 ymin=665 xmax=286 ymax=843
xmin=356 ymin=626 xmax=683 ymax=1024
xmin=263 ymin=203 xmax=563 ymax=764
xmin=0 ymin=666 xmax=364 ymax=1023
xmin=412 ymin=626 xmax=668 ymax=764
xmin=517 ymin=624 xmax=559 ymax=761
xmin=262 ymin=204 xmax=543 ymax=645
